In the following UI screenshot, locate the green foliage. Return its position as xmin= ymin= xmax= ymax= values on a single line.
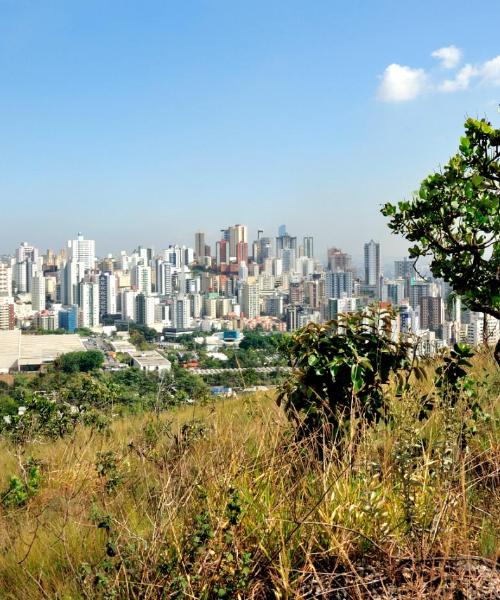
xmin=382 ymin=118 xmax=500 ymax=328
xmin=239 ymin=330 xmax=283 ymax=352
xmin=95 ymin=451 xmax=123 ymax=495
xmin=1 ymin=458 xmax=42 ymax=508
xmin=278 ymin=309 xmax=412 ymax=444
xmin=56 ymin=350 xmax=104 ymax=373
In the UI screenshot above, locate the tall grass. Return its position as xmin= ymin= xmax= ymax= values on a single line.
xmin=0 ymin=353 xmax=498 ymax=599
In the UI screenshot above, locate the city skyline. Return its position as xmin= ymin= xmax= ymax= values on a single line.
xmin=2 ymin=2 xmax=500 ymax=255
xmin=1 ymin=227 xmax=411 ymax=274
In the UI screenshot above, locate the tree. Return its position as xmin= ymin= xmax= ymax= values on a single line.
xmin=56 ymin=350 xmax=104 ymax=373
xmin=382 ymin=118 xmax=500 ymax=364
xmin=278 ymin=309 xmax=412 ymax=449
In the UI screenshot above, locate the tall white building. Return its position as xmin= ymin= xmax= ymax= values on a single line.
xmin=241 ymin=282 xmax=259 ymax=319
xmin=228 ymin=224 xmax=248 ymax=259
xmin=0 ymin=263 xmax=12 ymax=297
xmin=16 ymin=242 xmax=38 ymax=263
xmin=61 ymin=260 xmax=86 ymax=306
xmin=79 ymin=282 xmax=100 ymax=328
xmin=172 ymin=296 xmax=191 ymax=329
xmin=121 ymin=290 xmax=138 ymax=321
xmin=68 ymin=233 xmax=95 ymax=271
xmin=132 ymin=264 xmax=152 ymax=295
xmin=364 ymin=240 xmax=380 ymax=286
xmin=31 ymin=273 xmax=46 ymax=312
xmin=156 ymin=260 xmax=172 ymax=296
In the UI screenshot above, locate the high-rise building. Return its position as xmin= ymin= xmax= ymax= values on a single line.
xmin=172 ymin=296 xmax=191 ymax=329
xmin=364 ymin=240 xmax=380 ymax=286
xmin=121 ymin=290 xmax=138 ymax=321
xmin=383 ymin=279 xmax=406 ymax=306
xmin=228 ymin=225 xmax=248 ymax=260
xmin=156 ymin=260 xmax=173 ymax=297
xmin=241 ymin=282 xmax=259 ymax=319
xmin=257 ymin=237 xmax=274 ymax=263
xmin=59 ymin=305 xmax=78 ymax=332
xmin=305 ymin=279 xmax=324 ymax=309
xmin=324 ymin=297 xmax=361 ymax=321
xmin=420 ymin=296 xmax=443 ymax=333
xmin=281 ymin=248 xmax=296 ymax=273
xmin=410 ymin=280 xmax=437 ymax=309
xmin=99 ymin=272 xmax=117 ymax=320
xmin=0 ymin=263 xmax=12 ymax=297
xmin=132 ymin=264 xmax=152 ymax=295
xmin=276 ymin=230 xmax=297 ymax=257
xmin=31 ymin=273 xmax=46 ymax=312
xmin=289 ymin=281 xmax=304 ymax=305
xmin=61 ymin=260 xmax=86 ymax=306
xmin=236 ymin=241 xmax=248 ymax=264
xmin=16 ymin=242 xmax=38 ymax=263
xmin=303 ymin=236 xmax=314 ymax=259
xmin=136 ymin=293 xmax=157 ymax=327
xmin=68 ymin=234 xmax=95 ymax=271
xmin=195 ymin=231 xmax=206 ymax=260
xmin=327 ymin=247 xmax=351 ymax=272
xmin=325 ymin=271 xmax=353 ymax=299
xmin=216 ymin=239 xmax=228 ymax=266
xmin=394 ymin=257 xmax=416 ymax=297
xmin=0 ymin=300 xmax=15 ymax=330
xmin=13 ymin=258 xmax=38 ymax=294
xmin=79 ymin=282 xmax=100 ymax=328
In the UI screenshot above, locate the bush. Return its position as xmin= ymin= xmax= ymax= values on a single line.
xmin=278 ymin=308 xmax=412 ymax=446
xmin=56 ymin=350 xmax=104 ymax=373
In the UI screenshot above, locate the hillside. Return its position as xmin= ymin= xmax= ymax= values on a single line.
xmin=0 ymin=350 xmax=498 ymax=599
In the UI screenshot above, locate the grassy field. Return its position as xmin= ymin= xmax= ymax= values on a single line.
xmin=0 ymin=353 xmax=498 ymax=599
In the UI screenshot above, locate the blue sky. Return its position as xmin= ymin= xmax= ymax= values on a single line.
xmin=1 ymin=0 xmax=500 ymax=263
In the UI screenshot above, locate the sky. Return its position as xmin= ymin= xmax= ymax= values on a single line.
xmin=1 ymin=0 xmax=500 ymax=264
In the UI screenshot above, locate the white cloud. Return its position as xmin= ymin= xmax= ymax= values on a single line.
xmin=440 ymin=64 xmax=478 ymax=92
xmin=432 ymin=45 xmax=462 ymax=69
xmin=377 ymin=63 xmax=428 ymax=102
xmin=378 ymin=49 xmax=500 ymax=102
xmin=480 ymin=55 xmax=500 ymax=85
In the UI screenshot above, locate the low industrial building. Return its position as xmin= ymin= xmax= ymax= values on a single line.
xmin=128 ymin=350 xmax=171 ymax=373
xmin=0 ymin=330 xmax=85 ymax=373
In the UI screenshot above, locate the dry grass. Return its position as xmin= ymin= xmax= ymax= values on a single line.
xmin=0 ymin=354 xmax=498 ymax=599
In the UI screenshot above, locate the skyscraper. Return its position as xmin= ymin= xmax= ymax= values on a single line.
xmin=80 ymin=281 xmax=100 ymax=328
xmin=99 ymin=272 xmax=117 ymax=320
xmin=156 ymin=260 xmax=172 ymax=297
xmin=364 ymin=240 xmax=380 ymax=286
xmin=194 ymin=231 xmax=206 ymax=260
xmin=325 ymin=271 xmax=353 ymax=299
xmin=276 ymin=230 xmax=297 ymax=257
xmin=241 ymin=282 xmax=259 ymax=319
xmin=0 ymin=263 xmax=12 ymax=297
xmin=303 ymin=236 xmax=314 ymax=259
xmin=31 ymin=273 xmax=46 ymax=312
xmin=228 ymin=224 xmax=248 ymax=260
xmin=68 ymin=234 xmax=95 ymax=271
xmin=16 ymin=242 xmax=38 ymax=263
xmin=327 ymin=247 xmax=351 ymax=272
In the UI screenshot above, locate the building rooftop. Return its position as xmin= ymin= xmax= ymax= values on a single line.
xmin=128 ymin=350 xmax=171 ymax=371
xmin=0 ymin=330 xmax=85 ymax=373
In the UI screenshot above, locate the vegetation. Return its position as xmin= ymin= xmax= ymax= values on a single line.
xmin=55 ymin=350 xmax=105 ymax=373
xmin=382 ymin=117 xmax=500 ymax=363
xmin=0 ymin=350 xmax=498 ymax=598
xmin=278 ymin=309 xmax=412 ymax=447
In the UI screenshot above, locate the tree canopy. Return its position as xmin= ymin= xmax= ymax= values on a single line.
xmin=56 ymin=350 xmax=104 ymax=373
xmin=382 ymin=118 xmax=500 ymax=361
